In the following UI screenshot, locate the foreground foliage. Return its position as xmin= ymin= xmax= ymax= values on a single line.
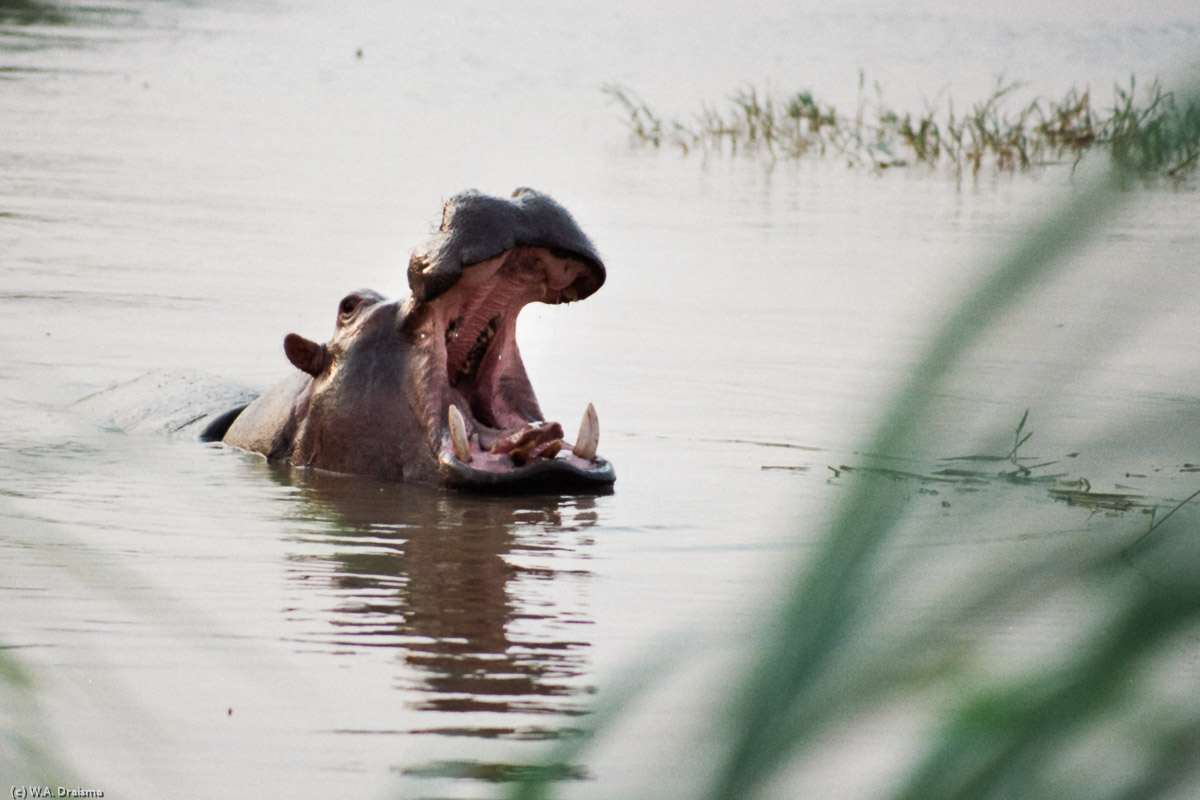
xmin=512 ymin=75 xmax=1200 ymax=799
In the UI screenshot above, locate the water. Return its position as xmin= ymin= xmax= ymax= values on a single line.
xmin=3 ymin=1 xmax=1200 ymax=797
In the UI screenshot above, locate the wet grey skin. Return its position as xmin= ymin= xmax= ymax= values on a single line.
xmin=214 ymin=188 xmax=615 ymax=492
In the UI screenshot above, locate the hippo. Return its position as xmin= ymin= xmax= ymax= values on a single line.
xmin=211 ymin=188 xmax=615 ymax=491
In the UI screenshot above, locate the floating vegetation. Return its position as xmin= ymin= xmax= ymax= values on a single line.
xmin=604 ymin=75 xmax=1200 ymax=178
xmin=764 ymin=411 xmax=1185 ymax=516
xmin=829 ymin=455 xmax=1156 ymax=514
xmin=828 ymin=412 xmax=1169 ymax=515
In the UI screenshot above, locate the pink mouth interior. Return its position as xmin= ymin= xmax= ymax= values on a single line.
xmin=453 ymin=422 xmax=596 ymax=475
xmin=431 ymin=247 xmax=596 ymax=474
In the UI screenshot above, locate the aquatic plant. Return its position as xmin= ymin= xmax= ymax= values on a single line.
xmin=515 ymin=74 xmax=1200 ymax=799
xmin=0 ymin=568 xmax=80 ymax=789
xmin=604 ymin=75 xmax=1200 ymax=178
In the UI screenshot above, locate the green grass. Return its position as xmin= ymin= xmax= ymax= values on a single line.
xmin=1 ymin=632 xmax=78 ymax=789
xmin=605 ymin=74 xmax=1200 ymax=178
xmin=514 ymin=73 xmax=1200 ymax=799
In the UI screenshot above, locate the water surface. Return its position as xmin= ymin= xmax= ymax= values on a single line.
xmin=3 ymin=1 xmax=1200 ymax=797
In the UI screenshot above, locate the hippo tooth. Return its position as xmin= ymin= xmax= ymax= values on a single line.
xmin=573 ymin=402 xmax=599 ymax=461
xmin=448 ymin=404 xmax=471 ymax=462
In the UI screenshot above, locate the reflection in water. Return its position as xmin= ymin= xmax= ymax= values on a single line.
xmin=272 ymin=467 xmax=598 ymax=786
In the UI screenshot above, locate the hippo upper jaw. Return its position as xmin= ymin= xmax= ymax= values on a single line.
xmin=416 ymin=245 xmax=616 ymax=491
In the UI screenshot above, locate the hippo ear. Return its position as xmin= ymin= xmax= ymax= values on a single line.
xmin=284 ymin=333 xmax=327 ymax=377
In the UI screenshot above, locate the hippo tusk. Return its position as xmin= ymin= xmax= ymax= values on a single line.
xmin=448 ymin=404 xmax=471 ymax=462
xmin=573 ymin=402 xmax=599 ymax=461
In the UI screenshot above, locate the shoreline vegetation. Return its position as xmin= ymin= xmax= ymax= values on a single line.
xmin=604 ymin=75 xmax=1200 ymax=179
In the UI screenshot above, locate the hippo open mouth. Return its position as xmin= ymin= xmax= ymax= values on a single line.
xmin=419 ymin=245 xmax=615 ymax=490
xmin=219 ymin=188 xmax=615 ymax=492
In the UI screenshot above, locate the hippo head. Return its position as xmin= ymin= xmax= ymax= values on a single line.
xmin=226 ymin=188 xmax=615 ymax=491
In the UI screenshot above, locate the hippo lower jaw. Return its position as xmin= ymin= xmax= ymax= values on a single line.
xmin=438 ymin=449 xmax=617 ymax=492
xmin=437 ymin=402 xmax=615 ymax=491
xmin=422 ymin=245 xmax=616 ymax=491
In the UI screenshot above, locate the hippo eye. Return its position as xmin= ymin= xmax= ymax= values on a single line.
xmin=339 ymin=296 xmax=360 ymax=316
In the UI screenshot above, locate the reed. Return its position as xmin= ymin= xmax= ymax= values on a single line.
xmin=1 ymin=616 xmax=79 ymax=787
xmin=604 ymin=75 xmax=1200 ymax=178
xmin=516 ymin=74 xmax=1200 ymax=799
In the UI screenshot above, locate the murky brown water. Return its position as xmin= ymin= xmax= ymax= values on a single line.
xmin=3 ymin=1 xmax=1200 ymax=797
